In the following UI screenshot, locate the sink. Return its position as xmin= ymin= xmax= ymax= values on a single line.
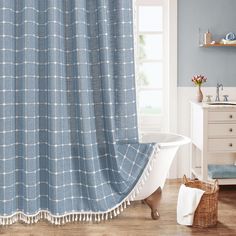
xmin=207 ymin=102 xmax=236 ymax=106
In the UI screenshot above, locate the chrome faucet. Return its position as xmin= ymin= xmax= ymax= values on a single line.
xmin=215 ymin=83 xmax=223 ymax=101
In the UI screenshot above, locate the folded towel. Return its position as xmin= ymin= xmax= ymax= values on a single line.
xmin=177 ymin=184 xmax=205 ymax=226
xmin=208 ymin=164 xmax=236 ymax=179
xmin=220 ymin=39 xmax=236 ymax=44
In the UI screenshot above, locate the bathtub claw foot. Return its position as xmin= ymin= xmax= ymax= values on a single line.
xmin=144 ymin=187 xmax=162 ymax=220
xmin=151 ymin=209 xmax=160 ymax=220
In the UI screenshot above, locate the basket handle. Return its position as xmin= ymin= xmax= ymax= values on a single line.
xmin=183 ymin=175 xmax=188 ymax=184
xmin=212 ymin=179 xmax=219 ymax=193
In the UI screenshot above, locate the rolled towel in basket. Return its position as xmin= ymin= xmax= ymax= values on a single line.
xmin=177 ymin=184 xmax=205 ymax=225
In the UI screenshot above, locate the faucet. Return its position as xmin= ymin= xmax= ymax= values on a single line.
xmin=215 ymin=83 xmax=223 ymax=101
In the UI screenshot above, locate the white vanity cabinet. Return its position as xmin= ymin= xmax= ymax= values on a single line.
xmin=190 ymin=101 xmax=236 ymax=185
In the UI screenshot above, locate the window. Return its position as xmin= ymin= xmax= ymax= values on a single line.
xmin=135 ymin=0 xmax=177 ymax=134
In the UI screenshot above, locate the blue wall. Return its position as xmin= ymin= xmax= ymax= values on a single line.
xmin=178 ymin=0 xmax=236 ymax=87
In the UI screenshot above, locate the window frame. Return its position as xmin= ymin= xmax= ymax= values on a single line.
xmin=134 ymin=0 xmax=177 ymax=135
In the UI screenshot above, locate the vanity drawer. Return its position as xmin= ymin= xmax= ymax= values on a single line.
xmin=208 ymin=124 xmax=236 ymax=137
xmin=208 ymin=111 xmax=236 ymax=122
xmin=208 ymin=138 xmax=236 ymax=152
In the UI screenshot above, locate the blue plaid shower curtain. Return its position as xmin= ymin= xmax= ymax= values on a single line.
xmin=0 ymin=0 xmax=157 ymax=224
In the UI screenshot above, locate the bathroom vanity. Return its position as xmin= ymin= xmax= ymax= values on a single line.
xmin=190 ymin=101 xmax=236 ymax=185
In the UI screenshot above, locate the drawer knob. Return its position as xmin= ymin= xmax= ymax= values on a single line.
xmin=229 ymin=115 xmax=233 ymax=119
xmin=229 ymin=143 xmax=233 ymax=147
xmin=229 ymin=128 xmax=233 ymax=132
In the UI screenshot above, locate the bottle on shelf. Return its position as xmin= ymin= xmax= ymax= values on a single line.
xmin=204 ymin=30 xmax=212 ymax=44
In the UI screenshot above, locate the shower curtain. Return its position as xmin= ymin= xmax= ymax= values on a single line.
xmin=0 ymin=0 xmax=157 ymax=224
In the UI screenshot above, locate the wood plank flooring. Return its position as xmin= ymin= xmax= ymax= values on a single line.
xmin=0 ymin=180 xmax=235 ymax=236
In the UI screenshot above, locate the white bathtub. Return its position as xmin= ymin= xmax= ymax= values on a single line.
xmin=134 ymin=133 xmax=190 ymax=200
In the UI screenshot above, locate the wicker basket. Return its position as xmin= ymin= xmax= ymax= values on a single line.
xmin=183 ymin=175 xmax=219 ymax=228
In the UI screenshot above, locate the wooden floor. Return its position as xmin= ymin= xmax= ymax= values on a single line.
xmin=0 ymin=180 xmax=236 ymax=236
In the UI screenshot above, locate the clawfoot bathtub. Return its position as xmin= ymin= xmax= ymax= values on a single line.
xmin=134 ymin=133 xmax=190 ymax=219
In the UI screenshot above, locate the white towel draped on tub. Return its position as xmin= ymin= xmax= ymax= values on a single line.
xmin=177 ymin=184 xmax=205 ymax=225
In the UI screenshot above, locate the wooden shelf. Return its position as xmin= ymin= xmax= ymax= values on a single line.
xmin=208 ymin=177 xmax=236 ymax=185
xmin=200 ymin=43 xmax=236 ymax=48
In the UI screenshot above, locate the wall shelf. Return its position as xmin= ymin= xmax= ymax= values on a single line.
xmin=200 ymin=43 xmax=236 ymax=48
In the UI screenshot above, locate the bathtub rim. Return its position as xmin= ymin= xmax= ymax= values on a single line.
xmin=141 ymin=132 xmax=191 ymax=148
